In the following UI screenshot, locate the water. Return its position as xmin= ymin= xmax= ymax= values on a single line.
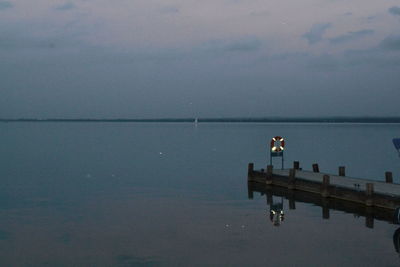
xmin=0 ymin=122 xmax=399 ymax=266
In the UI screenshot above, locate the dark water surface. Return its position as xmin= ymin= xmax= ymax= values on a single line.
xmin=0 ymin=122 xmax=399 ymax=266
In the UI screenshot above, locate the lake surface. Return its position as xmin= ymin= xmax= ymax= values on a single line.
xmin=0 ymin=122 xmax=399 ymax=266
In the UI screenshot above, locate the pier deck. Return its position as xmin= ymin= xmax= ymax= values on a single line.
xmin=248 ymin=163 xmax=400 ymax=211
xmin=273 ymin=169 xmax=400 ymax=196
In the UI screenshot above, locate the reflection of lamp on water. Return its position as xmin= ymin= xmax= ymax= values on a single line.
xmin=269 ymin=196 xmax=285 ymax=226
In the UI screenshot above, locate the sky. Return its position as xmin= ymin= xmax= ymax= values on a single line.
xmin=1 ymin=0 xmax=400 ymax=118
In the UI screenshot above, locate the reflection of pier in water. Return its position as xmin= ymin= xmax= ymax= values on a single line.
xmin=248 ymin=181 xmax=400 ymax=256
xmin=248 ymin=182 xmax=398 ymax=228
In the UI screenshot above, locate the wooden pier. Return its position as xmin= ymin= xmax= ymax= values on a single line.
xmin=248 ymin=162 xmax=400 ymax=211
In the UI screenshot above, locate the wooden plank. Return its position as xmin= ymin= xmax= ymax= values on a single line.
xmin=272 ymin=169 xmax=400 ymax=196
xmin=248 ymin=166 xmax=400 ymax=210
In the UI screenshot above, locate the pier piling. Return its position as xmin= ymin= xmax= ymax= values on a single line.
xmin=366 ymin=207 xmax=374 ymax=228
xmin=366 ymin=183 xmax=374 ymax=207
xmin=288 ymin=169 xmax=296 ymax=190
xmin=386 ymin=172 xmax=393 ymax=183
xmin=289 ymin=193 xmax=296 ymax=210
xmin=293 ymin=161 xmax=300 ymax=170
xmin=322 ymin=199 xmax=330 ymax=219
xmin=248 ymin=163 xmax=254 ymax=180
xmin=267 ymin=192 xmax=272 ymax=205
xmin=339 ymin=166 xmax=346 ymax=176
xmin=321 ymin=175 xmax=330 ymax=198
xmin=312 ymin=164 xmax=319 ymax=173
xmin=266 ymin=165 xmax=273 ymax=185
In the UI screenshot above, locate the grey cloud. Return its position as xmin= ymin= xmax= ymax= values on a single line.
xmin=249 ymin=10 xmax=269 ymax=17
xmin=342 ymin=48 xmax=400 ymax=67
xmin=389 ymin=6 xmax=400 ymax=16
xmin=159 ymin=6 xmax=179 ymax=14
xmin=226 ymin=0 xmax=243 ymax=4
xmin=120 ymin=38 xmax=262 ymax=62
xmin=302 ymin=23 xmax=331 ymax=44
xmin=306 ymin=49 xmax=400 ymax=71
xmin=365 ymin=16 xmax=375 ymax=22
xmin=224 ymin=39 xmax=261 ymax=52
xmin=379 ymin=35 xmax=400 ymax=50
xmin=306 ymin=35 xmax=400 ymax=71
xmin=0 ymin=37 xmax=56 ymax=50
xmin=0 ymin=27 xmax=49 ymax=50
xmin=0 ymin=22 xmax=86 ymax=52
xmin=329 ymin=29 xmax=374 ymax=44
xmin=0 ymin=1 xmax=13 ymax=10
xmin=67 ymin=38 xmax=262 ymax=65
xmin=201 ymin=37 xmax=262 ymax=53
xmin=88 ymin=38 xmax=262 ymax=64
xmin=55 ymin=2 xmax=75 ymax=11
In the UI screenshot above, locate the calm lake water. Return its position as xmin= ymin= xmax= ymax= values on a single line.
xmin=0 ymin=122 xmax=399 ymax=266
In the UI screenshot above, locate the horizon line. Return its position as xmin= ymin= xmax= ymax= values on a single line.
xmin=1 ymin=116 xmax=400 ymax=123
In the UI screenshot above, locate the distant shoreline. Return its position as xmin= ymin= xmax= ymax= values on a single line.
xmin=1 ymin=117 xmax=400 ymax=123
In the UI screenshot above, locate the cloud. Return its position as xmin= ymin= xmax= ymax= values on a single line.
xmin=249 ymin=10 xmax=269 ymax=17
xmin=305 ymin=34 xmax=400 ymax=71
xmin=201 ymin=37 xmax=262 ymax=53
xmin=389 ymin=6 xmax=400 ymax=16
xmin=365 ymin=16 xmax=376 ymax=23
xmin=55 ymin=2 xmax=75 ymax=11
xmin=302 ymin=23 xmax=331 ymax=44
xmin=329 ymin=29 xmax=374 ymax=44
xmin=0 ymin=32 xmax=73 ymax=51
xmin=379 ymin=35 xmax=400 ymax=50
xmin=0 ymin=1 xmax=13 ymax=10
xmin=305 ymin=48 xmax=400 ymax=71
xmin=159 ymin=6 xmax=179 ymax=14
xmin=0 ymin=21 xmax=86 ymax=53
xmin=223 ymin=39 xmax=262 ymax=52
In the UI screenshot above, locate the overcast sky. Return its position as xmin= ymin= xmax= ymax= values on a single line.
xmin=1 ymin=0 xmax=400 ymax=118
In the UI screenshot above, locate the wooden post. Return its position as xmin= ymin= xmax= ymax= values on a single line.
xmin=322 ymin=207 xmax=330 ymax=219
xmin=385 ymin=172 xmax=393 ymax=183
xmin=322 ymin=199 xmax=330 ymax=219
xmin=247 ymin=183 xmax=254 ymax=199
xmin=293 ymin=161 xmax=300 ymax=170
xmin=365 ymin=207 xmax=374 ymax=228
xmin=339 ymin=166 xmax=345 ymax=176
xmin=288 ymin=168 xmax=296 ymax=190
xmin=321 ymin=175 xmax=330 ymax=198
xmin=312 ymin=163 xmax=319 ymax=173
xmin=289 ymin=197 xmax=296 ymax=210
xmin=366 ymin=183 xmax=374 ymax=207
xmin=266 ymin=191 xmax=272 ymax=205
xmin=248 ymin=163 xmax=254 ymax=179
xmin=266 ymin=165 xmax=273 ymax=185
xmin=366 ymin=216 xmax=374 ymax=228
